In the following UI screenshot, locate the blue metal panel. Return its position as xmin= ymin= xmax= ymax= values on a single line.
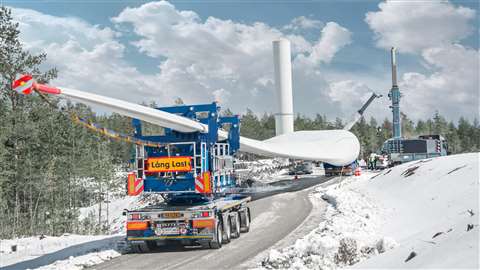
xmin=218 ymin=115 xmax=240 ymax=153
xmin=157 ymin=103 xmax=219 ymax=146
xmin=144 ymin=177 xmax=196 ymax=193
xmin=389 ymin=86 xmax=402 ymax=139
xmin=130 ymin=102 xmax=240 ymax=196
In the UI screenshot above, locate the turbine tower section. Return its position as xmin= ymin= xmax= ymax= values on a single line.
xmin=389 ymin=47 xmax=402 ymax=139
xmin=272 ymin=39 xmax=294 ymax=136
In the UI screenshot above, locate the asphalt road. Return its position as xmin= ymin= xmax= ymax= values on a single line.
xmin=93 ymin=175 xmax=332 ymax=270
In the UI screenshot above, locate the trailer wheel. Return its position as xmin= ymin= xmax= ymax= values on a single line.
xmin=223 ymin=218 xmax=231 ymax=244
xmin=209 ymin=221 xmax=223 ymax=249
xmin=240 ymin=208 xmax=251 ymax=233
xmin=231 ymin=212 xmax=241 ymax=239
xmin=131 ymin=242 xmax=150 ymax=253
xmin=146 ymin=240 xmax=157 ymax=250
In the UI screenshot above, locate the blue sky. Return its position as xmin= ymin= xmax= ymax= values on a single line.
xmin=4 ymin=0 xmax=480 ymax=121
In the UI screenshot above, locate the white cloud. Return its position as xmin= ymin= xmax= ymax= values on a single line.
xmin=329 ymin=80 xmax=373 ymax=111
xmin=295 ymin=22 xmax=351 ymax=66
xmin=111 ymin=1 xmax=352 ymax=114
xmin=12 ymin=7 xmax=163 ymax=105
xmin=284 ymin=16 xmax=323 ymax=31
xmin=364 ymin=1 xmax=479 ymax=121
xmin=14 ymin=8 xmax=118 ymax=51
xmin=365 ymin=1 xmax=475 ymax=53
xmin=310 ymin=22 xmax=351 ymax=64
xmin=11 ymin=1 xmax=355 ymax=120
xmin=212 ymin=88 xmax=231 ymax=103
xmin=400 ymin=44 xmax=479 ymax=120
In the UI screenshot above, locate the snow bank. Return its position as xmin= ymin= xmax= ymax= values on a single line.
xmin=259 ymin=153 xmax=479 ymax=269
xmin=259 ymin=172 xmax=385 ymax=269
xmin=355 ymin=153 xmax=479 ymax=269
xmin=35 ymin=249 xmax=121 ymax=270
xmin=0 ymin=234 xmax=122 ymax=269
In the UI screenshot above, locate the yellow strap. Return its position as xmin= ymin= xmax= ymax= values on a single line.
xmin=36 ymin=90 xmax=163 ymax=148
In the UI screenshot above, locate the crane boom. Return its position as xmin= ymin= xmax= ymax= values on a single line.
xmin=343 ymin=92 xmax=382 ymax=131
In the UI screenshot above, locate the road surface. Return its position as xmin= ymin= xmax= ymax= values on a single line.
xmin=93 ymin=175 xmax=332 ymax=270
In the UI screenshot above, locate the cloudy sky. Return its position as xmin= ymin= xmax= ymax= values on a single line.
xmin=5 ymin=0 xmax=479 ymax=122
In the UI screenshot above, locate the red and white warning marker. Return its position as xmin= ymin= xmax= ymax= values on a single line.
xmin=12 ymin=74 xmax=34 ymax=95
xmin=12 ymin=75 xmax=61 ymax=95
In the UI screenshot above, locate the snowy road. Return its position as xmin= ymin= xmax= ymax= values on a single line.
xmin=92 ymin=176 xmax=332 ymax=270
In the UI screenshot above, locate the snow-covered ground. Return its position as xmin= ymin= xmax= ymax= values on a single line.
xmin=260 ymin=153 xmax=479 ymax=269
xmin=0 ymin=158 xmax=290 ymax=269
xmin=0 ymin=234 xmax=122 ymax=269
xmin=6 ymin=154 xmax=477 ymax=270
xmin=78 ymin=193 xmax=164 ymax=234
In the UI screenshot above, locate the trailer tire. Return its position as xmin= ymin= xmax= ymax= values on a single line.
xmin=231 ymin=212 xmax=241 ymax=239
xmin=146 ymin=240 xmax=157 ymax=250
xmin=131 ymin=242 xmax=150 ymax=253
xmin=209 ymin=221 xmax=223 ymax=249
xmin=240 ymin=208 xmax=251 ymax=233
xmin=223 ymin=218 xmax=231 ymax=244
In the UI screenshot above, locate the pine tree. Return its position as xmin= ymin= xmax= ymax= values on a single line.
xmin=432 ymin=111 xmax=448 ymax=136
xmin=240 ymin=109 xmax=263 ymax=140
xmin=0 ymin=6 xmax=57 ymax=237
xmin=457 ymin=117 xmax=473 ymax=152
xmin=401 ymin=113 xmax=415 ymax=138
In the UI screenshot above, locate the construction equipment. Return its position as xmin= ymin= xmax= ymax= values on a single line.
xmin=382 ymin=135 xmax=448 ymax=165
xmin=380 ymin=48 xmax=448 ymax=166
xmin=288 ymin=161 xmax=313 ymax=175
xmin=343 ymin=92 xmax=382 ymax=131
xmin=124 ymin=102 xmax=252 ymax=251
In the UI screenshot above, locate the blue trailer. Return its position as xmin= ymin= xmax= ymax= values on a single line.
xmin=323 ymin=161 xmax=357 ymax=176
xmin=124 ymin=102 xmax=251 ymax=252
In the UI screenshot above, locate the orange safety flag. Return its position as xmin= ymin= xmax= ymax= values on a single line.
xmin=12 ymin=75 xmax=34 ymax=95
xmin=127 ymin=172 xmax=144 ymax=196
xmin=195 ymin=171 xmax=212 ymax=194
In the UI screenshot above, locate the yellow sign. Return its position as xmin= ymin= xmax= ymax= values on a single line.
xmin=147 ymin=156 xmax=192 ymax=172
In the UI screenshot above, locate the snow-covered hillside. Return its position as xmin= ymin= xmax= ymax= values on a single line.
xmin=261 ymin=153 xmax=479 ymax=269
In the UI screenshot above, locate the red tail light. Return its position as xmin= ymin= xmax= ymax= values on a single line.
xmin=201 ymin=211 xmax=210 ymax=217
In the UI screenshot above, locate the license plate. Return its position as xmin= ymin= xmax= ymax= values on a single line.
xmin=162 ymin=212 xmax=182 ymax=218
xmin=156 ymin=227 xmax=179 ymax=235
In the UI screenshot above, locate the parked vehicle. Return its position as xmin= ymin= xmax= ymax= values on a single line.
xmin=288 ymin=161 xmax=313 ymax=175
xmin=323 ymin=161 xmax=357 ymax=176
